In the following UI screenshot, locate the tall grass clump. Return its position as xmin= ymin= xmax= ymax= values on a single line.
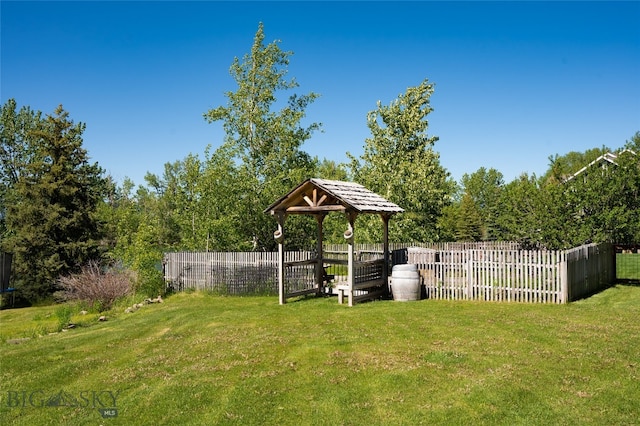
xmin=57 ymin=261 xmax=134 ymax=311
xmin=53 ymin=304 xmax=73 ymax=331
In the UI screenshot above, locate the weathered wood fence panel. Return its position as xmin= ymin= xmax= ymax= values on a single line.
xmin=164 ymin=242 xmax=615 ymax=303
xmin=404 ymin=243 xmax=613 ymax=303
xmin=283 ymin=256 xmax=321 ymax=297
xmin=563 ymin=243 xmax=615 ymax=301
xmin=164 ymin=251 xmax=313 ymax=294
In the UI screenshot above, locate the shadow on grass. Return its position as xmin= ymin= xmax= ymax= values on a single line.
xmin=616 ymin=278 xmax=640 ymax=286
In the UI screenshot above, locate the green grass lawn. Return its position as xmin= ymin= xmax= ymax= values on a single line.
xmin=1 ymin=286 xmax=639 ymax=425
xmin=617 ymin=253 xmax=640 ymax=280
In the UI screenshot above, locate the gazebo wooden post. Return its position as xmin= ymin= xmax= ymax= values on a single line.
xmin=274 ymin=213 xmax=286 ymax=305
xmin=345 ymin=211 xmax=358 ymax=307
xmin=381 ymin=213 xmax=391 ymax=296
xmin=315 ymin=213 xmax=327 ymax=295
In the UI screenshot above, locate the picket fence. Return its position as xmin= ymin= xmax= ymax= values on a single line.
xmin=163 ymin=242 xmax=615 ymax=304
xmin=404 ymin=243 xmax=615 ymax=303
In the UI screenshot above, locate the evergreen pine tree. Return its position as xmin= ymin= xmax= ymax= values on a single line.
xmin=3 ymin=105 xmax=107 ymax=302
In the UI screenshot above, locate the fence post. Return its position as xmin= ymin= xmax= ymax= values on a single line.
xmin=466 ymin=250 xmax=473 ymax=300
xmin=274 ymin=213 xmax=286 ymax=304
xmin=559 ymin=250 xmax=568 ymax=303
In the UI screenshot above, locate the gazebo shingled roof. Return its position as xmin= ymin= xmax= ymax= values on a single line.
xmin=265 ymin=178 xmax=404 ymax=215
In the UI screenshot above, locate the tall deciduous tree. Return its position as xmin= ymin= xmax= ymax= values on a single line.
xmin=2 ymin=104 xmax=107 ymax=302
xmin=350 ymin=79 xmax=454 ymax=242
xmin=460 ymin=167 xmax=504 ymax=240
xmin=99 ymin=175 xmax=178 ymax=297
xmin=625 ymin=131 xmax=640 ymax=153
xmin=198 ymin=145 xmax=248 ymax=251
xmin=141 ymin=146 xmax=247 ymax=252
xmin=204 ymin=23 xmax=320 ymax=250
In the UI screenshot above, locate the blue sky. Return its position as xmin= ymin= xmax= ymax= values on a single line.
xmin=2 ymin=1 xmax=639 ymax=186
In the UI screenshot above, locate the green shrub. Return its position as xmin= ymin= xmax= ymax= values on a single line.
xmin=133 ymin=264 xmax=165 ymax=298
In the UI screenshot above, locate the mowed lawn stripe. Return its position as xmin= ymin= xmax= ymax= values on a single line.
xmin=1 ymin=287 xmax=639 ymax=425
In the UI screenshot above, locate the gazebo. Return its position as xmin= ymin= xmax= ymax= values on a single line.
xmin=264 ymin=178 xmax=403 ymax=306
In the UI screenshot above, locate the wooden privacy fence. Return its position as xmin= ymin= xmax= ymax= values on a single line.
xmin=563 ymin=243 xmax=616 ymax=301
xmin=163 ymin=242 xmax=615 ymax=303
xmin=164 ymin=251 xmax=313 ymax=295
xmin=163 ymin=251 xmax=385 ymax=297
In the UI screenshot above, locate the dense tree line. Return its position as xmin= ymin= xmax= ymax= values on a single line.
xmin=444 ymin=133 xmax=640 ymax=249
xmin=1 ymin=24 xmax=638 ymax=303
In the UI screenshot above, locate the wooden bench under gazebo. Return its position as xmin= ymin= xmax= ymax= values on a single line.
xmin=264 ymin=179 xmax=403 ymax=306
